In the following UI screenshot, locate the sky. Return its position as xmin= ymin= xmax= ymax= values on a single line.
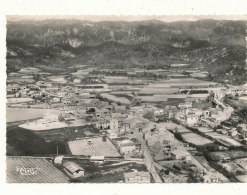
xmin=7 ymin=15 xmax=247 ymax=22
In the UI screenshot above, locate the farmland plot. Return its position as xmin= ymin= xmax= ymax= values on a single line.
xmin=205 ymin=132 xmax=242 ymax=147
xmin=181 ymin=133 xmax=213 ymax=146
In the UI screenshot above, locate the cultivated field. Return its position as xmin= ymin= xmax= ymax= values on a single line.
xmin=7 ymin=98 xmax=34 ymax=104
xmin=19 ymin=121 xmax=68 ymax=131
xmin=196 ymin=127 xmax=214 ymax=133
xmin=47 ymin=75 xmax=67 ymax=83
xmin=207 ymin=151 xmax=247 ymax=161
xmin=6 ymin=108 xmax=63 ymax=122
xmin=139 ymin=88 xmax=179 ymax=95
xmin=218 ymin=159 xmax=247 ymax=177
xmin=162 ymin=122 xmax=191 ymax=134
xmin=181 ymin=133 xmax=214 ymax=146
xmin=205 ymin=132 xmax=242 ymax=147
xmin=103 ymin=76 xmax=148 ymax=85
xmin=139 ymin=96 xmax=168 ymax=102
xmin=160 ymin=78 xmax=216 ymax=85
xmin=100 ymin=93 xmax=130 ymax=104
xmin=109 ymin=85 xmax=144 ymax=91
xmin=190 ymin=73 xmax=207 ymax=78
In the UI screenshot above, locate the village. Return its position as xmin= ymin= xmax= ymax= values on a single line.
xmin=6 ymin=64 xmax=247 ymax=183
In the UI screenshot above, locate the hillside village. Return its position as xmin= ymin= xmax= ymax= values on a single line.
xmin=6 ymin=63 xmax=247 ymax=183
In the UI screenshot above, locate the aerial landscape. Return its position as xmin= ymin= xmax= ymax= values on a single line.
xmin=6 ymin=16 xmax=247 ymax=183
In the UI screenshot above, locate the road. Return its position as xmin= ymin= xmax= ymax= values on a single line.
xmin=131 ymin=123 xmax=163 ymax=183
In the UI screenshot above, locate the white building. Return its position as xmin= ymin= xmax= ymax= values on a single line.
xmin=120 ymin=142 xmax=136 ymax=155
xmin=171 ymin=150 xmax=191 ymax=161
xmin=63 ymin=161 xmax=84 ymax=179
xmin=186 ymin=114 xmax=199 ymax=127
xmin=95 ymin=119 xmax=110 ymax=130
xmin=110 ymin=119 xmax=118 ymax=131
xmin=73 ymin=78 xmax=81 ymax=84
xmin=51 ymin=97 xmax=61 ymax=103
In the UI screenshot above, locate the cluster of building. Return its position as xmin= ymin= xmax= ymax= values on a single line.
xmin=163 ymin=96 xmax=247 ymax=146
xmin=6 ymin=65 xmax=247 ymax=183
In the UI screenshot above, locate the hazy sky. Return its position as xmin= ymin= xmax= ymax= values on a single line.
xmin=7 ymin=15 xmax=247 ymax=22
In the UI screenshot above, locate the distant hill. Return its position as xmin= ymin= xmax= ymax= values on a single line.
xmin=6 ymin=19 xmax=247 ymax=84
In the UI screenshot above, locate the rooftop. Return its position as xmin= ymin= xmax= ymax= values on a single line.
xmin=6 ymin=156 xmax=69 ymax=183
xmin=172 ymin=149 xmax=191 ymax=157
xmin=68 ymin=136 xmax=121 ymax=157
xmin=63 ymin=161 xmax=84 ymax=173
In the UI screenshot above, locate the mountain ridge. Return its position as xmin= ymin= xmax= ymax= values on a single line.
xmin=6 ymin=19 xmax=247 ymax=84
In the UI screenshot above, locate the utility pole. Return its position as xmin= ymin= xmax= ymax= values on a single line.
xmin=56 ymin=145 xmax=58 ymax=156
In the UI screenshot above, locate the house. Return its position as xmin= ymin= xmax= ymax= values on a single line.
xmin=220 ymin=155 xmax=231 ymax=163
xmin=203 ymin=110 xmax=211 ymax=118
xmin=186 ymin=114 xmax=199 ymax=127
xmin=165 ymin=106 xmax=178 ymax=119
xmin=106 ymin=130 xmax=118 ymax=139
xmin=120 ymin=141 xmax=136 ymax=155
xmin=7 ymin=85 xmax=20 ymax=93
xmin=59 ymin=113 xmax=76 ymax=122
xmin=119 ymin=120 xmax=131 ymax=134
xmin=216 ymin=128 xmax=228 ymax=135
xmin=171 ymin=150 xmax=191 ymax=161
xmin=201 ymin=118 xmax=218 ymax=128
xmin=154 ymin=109 xmax=164 ymax=116
xmin=228 ymin=128 xmax=238 ymax=137
xmin=37 ymin=81 xmax=52 ymax=87
xmin=95 ymin=108 xmax=111 ymax=118
xmin=124 ymin=171 xmax=151 ymax=183
xmin=73 ymin=78 xmax=81 ymax=84
xmin=63 ymin=161 xmax=85 ymax=179
xmin=110 ymin=119 xmax=118 ymax=130
xmin=112 ymin=110 xmax=128 ymax=118
xmin=124 ymin=121 xmax=131 ymax=132
xmin=86 ymin=106 xmax=97 ymax=117
xmin=90 ymin=156 xmax=105 ymax=163
xmin=57 ymin=92 xmax=67 ymax=97
xmin=163 ymin=151 xmax=173 ymax=159
xmin=178 ymin=102 xmax=192 ymax=109
xmin=237 ymin=124 xmax=247 ymax=138
xmin=95 ymin=119 xmax=110 ymax=130
xmin=64 ymin=105 xmax=77 ymax=114
xmin=86 ymin=105 xmax=112 ymax=118
xmin=202 ymin=171 xmax=219 ymax=183
xmin=54 ymin=155 xmax=64 ymax=165
xmin=51 ymin=97 xmax=61 ymax=103
xmin=190 ymin=108 xmax=203 ymax=117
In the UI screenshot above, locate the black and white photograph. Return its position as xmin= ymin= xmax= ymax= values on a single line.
xmin=4 ymin=14 xmax=247 ymax=184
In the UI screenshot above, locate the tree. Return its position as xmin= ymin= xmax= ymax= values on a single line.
xmin=143 ymin=111 xmax=155 ymax=121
